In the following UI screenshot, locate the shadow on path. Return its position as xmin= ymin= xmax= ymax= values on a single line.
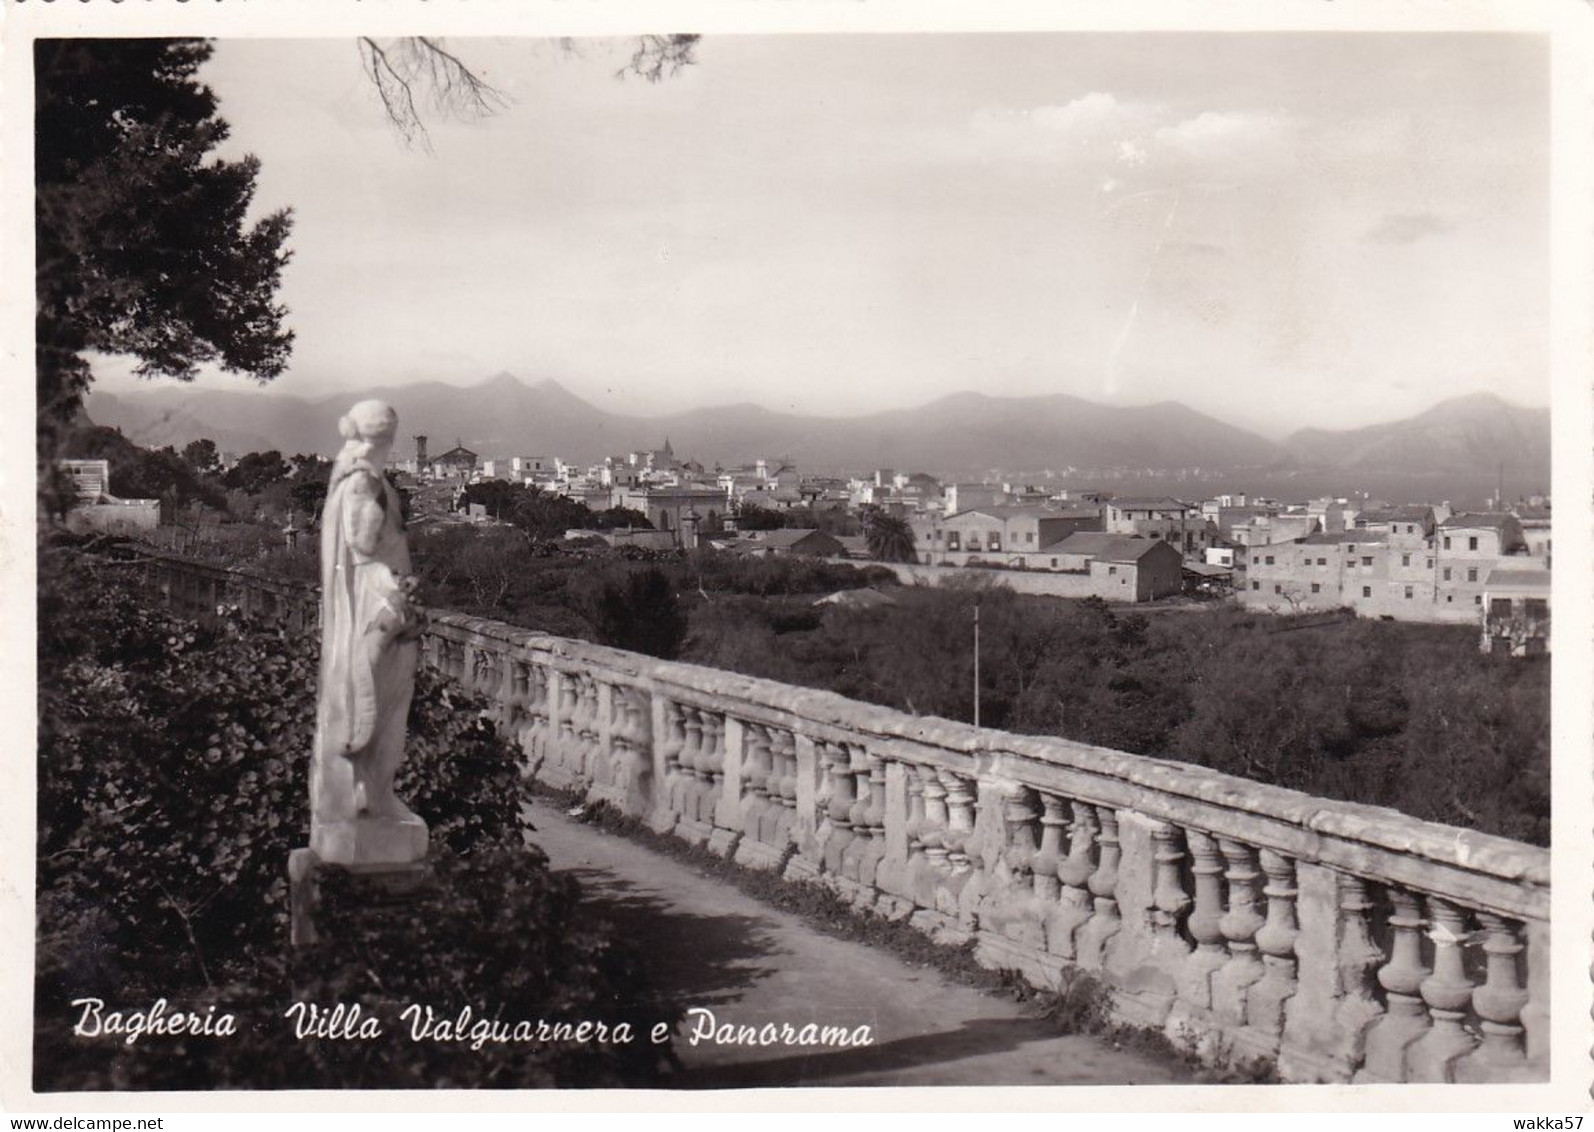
xmin=560 ymin=865 xmax=782 ymax=1008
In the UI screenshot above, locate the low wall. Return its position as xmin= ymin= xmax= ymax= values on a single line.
xmin=139 ymin=549 xmax=1551 ymax=1085
xmin=66 ymin=500 xmax=160 ymax=535
xmin=850 ymin=560 xmax=1109 ymax=599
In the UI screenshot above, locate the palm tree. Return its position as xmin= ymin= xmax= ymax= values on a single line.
xmin=864 ymin=509 xmax=917 ymax=563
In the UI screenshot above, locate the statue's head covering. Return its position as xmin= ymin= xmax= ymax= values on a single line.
xmin=333 ymin=400 xmax=398 ymax=478
xmin=339 ymin=400 xmax=398 ymax=444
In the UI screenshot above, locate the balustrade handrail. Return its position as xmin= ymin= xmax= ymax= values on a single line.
xmin=420 ymin=607 xmax=1549 ymax=922
xmin=136 ymin=547 xmax=1555 ymax=1083
xmin=136 ymin=547 xmax=1549 ymax=922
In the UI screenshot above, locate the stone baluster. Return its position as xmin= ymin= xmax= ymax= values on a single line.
xmin=618 ymin=687 xmax=653 ymax=810
xmin=581 ymin=676 xmax=602 ymax=780
xmin=741 ymin=723 xmax=772 ymax=840
xmin=675 ymin=707 xmax=702 ymax=817
xmin=649 ymin=698 xmax=686 ymax=833
xmin=1178 ymin=829 xmax=1228 ymax=1011
xmin=919 ymin=767 xmax=950 ymax=876
xmin=1406 ymin=897 xmax=1479 ymax=1081
xmin=940 ymin=770 xmax=975 ymax=877
xmin=1457 ymin=913 xmax=1530 ymax=1081
xmin=557 ymin=671 xmax=580 ymax=774
xmin=859 ymin=752 xmax=888 ymax=890
xmin=1030 ymin=793 xmax=1066 ymax=904
xmin=508 ymin=660 xmax=530 ymax=731
xmin=822 ymin=743 xmax=858 ymax=875
xmin=843 ymin=744 xmax=873 ymax=881
xmin=603 ymin=683 xmax=631 ymax=790
xmin=1358 ymin=886 xmax=1430 ymax=1082
xmin=1247 ymin=849 xmax=1299 ymax=1048
xmin=701 ymin=712 xmax=726 ymax=826
xmin=1212 ymin=838 xmax=1267 ymax=1027
xmin=1075 ymin=806 xmax=1121 ymax=970
xmin=1329 ymin=873 xmax=1386 ymax=1076
xmin=769 ymin=727 xmax=798 ymax=848
xmin=1149 ymin=821 xmax=1193 ymax=961
xmin=1047 ymin=800 xmax=1097 ymax=961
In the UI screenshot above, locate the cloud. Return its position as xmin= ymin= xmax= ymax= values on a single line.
xmin=1154 ymin=110 xmax=1291 ymax=158
xmin=1365 ymin=211 xmax=1453 ymax=245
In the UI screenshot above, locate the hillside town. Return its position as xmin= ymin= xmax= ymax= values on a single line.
xmin=66 ymin=424 xmax=1538 ymax=656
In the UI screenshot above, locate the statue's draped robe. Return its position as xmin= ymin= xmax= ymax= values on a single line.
xmin=311 ymin=460 xmax=418 ymax=833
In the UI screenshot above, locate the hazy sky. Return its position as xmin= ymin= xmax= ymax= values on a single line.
xmin=90 ymin=33 xmax=1549 ymax=438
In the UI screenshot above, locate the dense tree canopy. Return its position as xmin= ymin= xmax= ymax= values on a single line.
xmin=35 ymin=39 xmax=294 ymax=456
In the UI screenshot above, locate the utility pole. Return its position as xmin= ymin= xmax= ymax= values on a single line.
xmin=973 ymin=599 xmax=981 ymax=730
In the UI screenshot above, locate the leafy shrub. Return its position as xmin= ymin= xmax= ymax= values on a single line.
xmin=35 ymin=546 xmax=678 ymax=1088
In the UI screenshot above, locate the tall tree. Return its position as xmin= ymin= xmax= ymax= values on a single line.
xmin=863 ymin=509 xmax=917 ymax=563
xmin=35 ymin=39 xmax=294 ymax=460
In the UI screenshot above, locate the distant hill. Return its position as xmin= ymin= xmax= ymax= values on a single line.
xmin=1283 ymin=393 xmax=1550 ymax=479
xmin=84 ymin=373 xmax=1284 ymax=475
xmin=83 ymin=376 xmax=1547 ymax=484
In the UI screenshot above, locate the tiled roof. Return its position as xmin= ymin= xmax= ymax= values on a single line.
xmin=1441 ymin=512 xmax=1518 ymax=530
xmin=1042 ymin=532 xmax=1123 ymax=554
xmin=1099 ymin=537 xmax=1178 ymax=563
xmin=1485 ymin=567 xmax=1551 ymax=589
xmin=1109 ymin=497 xmax=1192 ymax=510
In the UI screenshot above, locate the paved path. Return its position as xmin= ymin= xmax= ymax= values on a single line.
xmin=525 ymin=796 xmax=1189 ymax=1089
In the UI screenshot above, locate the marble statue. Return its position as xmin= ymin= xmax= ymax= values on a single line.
xmin=309 ymin=400 xmax=428 ymax=866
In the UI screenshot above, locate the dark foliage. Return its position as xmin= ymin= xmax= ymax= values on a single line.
xmin=56 ymin=425 xmax=226 ymax=515
xmin=572 ymin=566 xmax=687 ymax=658
xmin=222 ymin=450 xmax=291 ymax=495
xmin=35 ymin=548 xmax=679 ymax=1088
xmin=35 ymin=39 xmax=293 ymax=458
xmin=681 ymin=588 xmax=1549 ymax=844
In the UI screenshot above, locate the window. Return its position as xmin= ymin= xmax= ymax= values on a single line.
xmin=1490 ymin=598 xmax=1513 ymax=618
xmin=1251 ymin=554 xmax=1260 ymax=565
xmin=1426 ymin=559 xmax=1433 ymax=569
xmin=1265 ymin=555 xmax=1275 ymax=565
xmin=1446 ymin=595 xmax=1453 ymax=603
xmin=1526 ymin=598 xmax=1549 ymax=619
xmin=1401 ymin=554 xmax=1410 ymax=567
xmin=1443 ymin=567 xmax=1452 ymax=581
xmin=1251 ymin=581 xmax=1260 ymax=591
xmin=1025 ymin=531 xmax=1035 ymax=544
xmin=1362 ymin=556 xmax=1373 ymax=567
xmin=1443 ymin=536 xmax=1451 ymax=549
xmin=1469 ymin=536 xmax=1479 ymax=551
xmin=1474 ymin=595 xmax=1482 ymax=604
xmin=1404 ymin=585 xmax=1413 ymax=599
xmin=1362 ymin=586 xmax=1371 ymax=598
xmin=1274 ymin=584 xmax=1282 ymax=594
xmin=989 ymin=534 xmax=1001 ymax=551
xmin=1051 ymin=558 xmax=1058 ymax=568
xmin=947 ymin=532 xmax=960 ymax=550
xmin=1108 ymin=565 xmax=1117 ymax=576
xmin=1318 ymin=557 xmax=1327 ymax=566
xmin=1310 ymin=583 xmax=1321 ymax=594
xmin=1467 ymin=568 xmax=1478 ymax=583
xmin=1407 ymin=524 xmax=1415 ymax=534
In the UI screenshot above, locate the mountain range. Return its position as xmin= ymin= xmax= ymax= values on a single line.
xmin=83 ymin=374 xmax=1548 ymax=482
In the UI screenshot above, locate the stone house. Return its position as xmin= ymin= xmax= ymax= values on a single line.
xmin=1434 ymin=513 xmax=1529 ymax=613
xmin=926 ymin=506 xmax=1101 ymax=567
xmin=729 ymin=528 xmax=846 ymax=558
xmin=1088 ymin=538 xmax=1184 ymax=602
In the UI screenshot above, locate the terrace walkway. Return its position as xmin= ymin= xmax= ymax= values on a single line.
xmin=525 ymin=794 xmax=1189 ymax=1089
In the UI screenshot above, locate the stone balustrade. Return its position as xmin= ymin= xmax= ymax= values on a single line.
xmin=137 ymin=550 xmax=1552 ymax=1084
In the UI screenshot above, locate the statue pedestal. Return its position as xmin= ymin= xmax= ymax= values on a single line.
xmin=289 ymin=845 xmax=432 ymax=947
xmin=310 ymin=814 xmax=429 ymax=867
